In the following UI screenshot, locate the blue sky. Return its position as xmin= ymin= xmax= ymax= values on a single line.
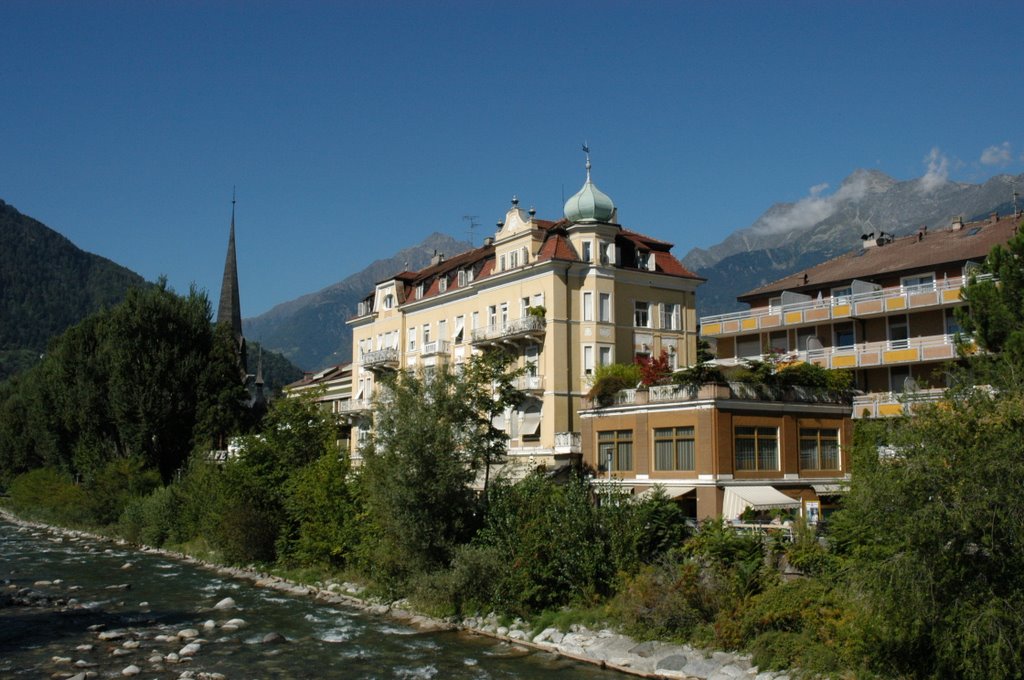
xmin=3 ymin=1 xmax=1023 ymax=317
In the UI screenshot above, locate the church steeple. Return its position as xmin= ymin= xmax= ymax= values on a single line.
xmin=217 ymin=190 xmax=243 ymax=341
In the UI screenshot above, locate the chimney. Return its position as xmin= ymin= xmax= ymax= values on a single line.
xmin=990 ymin=211 xmax=999 ymax=223
xmin=483 ymin=236 xmax=494 ymax=247
xmin=430 ymin=250 xmax=444 ymax=266
xmin=951 ymin=215 xmax=964 ymax=231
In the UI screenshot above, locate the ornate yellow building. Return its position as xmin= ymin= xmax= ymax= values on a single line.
xmin=347 ymin=158 xmax=704 ymax=469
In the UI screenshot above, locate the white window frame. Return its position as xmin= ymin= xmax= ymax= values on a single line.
xmin=599 ymin=293 xmax=612 ymax=322
xmin=581 ymin=240 xmax=593 ymax=263
xmin=634 ymin=301 xmax=651 ymax=328
xmin=583 ymin=291 xmax=594 ymax=322
xmin=599 ymin=345 xmax=613 ymax=367
xmin=584 ymin=346 xmax=594 ymax=375
xmin=408 ymin=328 xmax=416 ymax=352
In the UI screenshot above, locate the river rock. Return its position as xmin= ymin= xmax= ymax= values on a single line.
xmin=122 ymin=664 xmax=141 ymax=675
xmin=148 ymin=654 xmax=164 ymax=664
xmin=51 ymin=655 xmax=71 ymax=663
xmin=224 ymin=618 xmax=246 ymax=628
xmin=76 ymin=644 xmax=93 ymax=652
xmin=120 ymin=562 xmax=133 ymax=570
xmin=122 ymin=640 xmax=140 ymax=649
xmin=34 ymin=579 xmax=53 ymax=586
xmin=105 ymin=583 xmax=131 ymax=591
xmin=98 ymin=630 xmax=127 ymax=641
xmin=202 ymin=619 xmax=216 ymax=630
xmin=262 ymin=632 xmax=287 ymax=644
xmin=165 ymin=652 xmax=180 ymax=663
xmin=213 ymin=597 xmax=236 ymax=610
xmin=177 ymin=628 xmax=200 ymax=639
xmin=179 ymin=642 xmax=201 ymax=656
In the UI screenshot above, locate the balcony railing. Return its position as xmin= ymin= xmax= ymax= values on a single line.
xmin=336 ymin=398 xmax=373 ymax=414
xmin=594 ymin=381 xmax=851 ymax=410
xmin=853 ymin=388 xmax=946 ymax=418
xmin=716 ymin=333 xmax=965 ymax=371
xmin=700 ymin=274 xmax=993 ymax=337
xmin=471 ymin=315 xmax=546 ymax=344
xmin=514 ymin=375 xmax=545 ymax=392
xmin=360 ymin=347 xmax=399 ymax=369
xmin=554 ymin=431 xmax=582 ymax=452
xmin=421 ymin=340 xmax=451 ymax=357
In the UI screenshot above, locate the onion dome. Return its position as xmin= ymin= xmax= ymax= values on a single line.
xmin=563 ymin=155 xmax=616 ymax=223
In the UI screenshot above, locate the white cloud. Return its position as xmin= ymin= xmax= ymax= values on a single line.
xmin=918 ymin=147 xmax=949 ymax=193
xmin=755 ymin=172 xmax=874 ymax=235
xmin=980 ymin=141 xmax=1013 ymax=166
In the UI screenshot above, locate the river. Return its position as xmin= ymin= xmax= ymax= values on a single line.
xmin=0 ymin=518 xmax=616 ymax=679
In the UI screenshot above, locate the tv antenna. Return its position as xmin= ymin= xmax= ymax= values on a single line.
xmin=463 ymin=215 xmax=480 ymax=246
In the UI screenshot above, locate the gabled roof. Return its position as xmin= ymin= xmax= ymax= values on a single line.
xmin=356 ymin=213 xmax=702 ymax=311
xmin=284 ymin=362 xmax=351 ymax=390
xmin=738 ymin=213 xmax=1021 ymax=302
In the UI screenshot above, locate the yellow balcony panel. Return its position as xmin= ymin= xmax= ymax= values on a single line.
xmin=941 ymin=288 xmax=962 ymax=303
xmin=922 ymin=344 xmax=955 ymax=361
xmin=805 ymin=307 xmax=831 ymax=322
xmin=909 ymin=291 xmax=938 ymax=308
xmin=832 ymin=354 xmax=858 ymax=368
xmin=784 ymin=311 xmax=803 ymax=325
xmin=879 ymin=403 xmax=904 ymax=416
xmin=703 ymin=322 xmax=722 ymax=336
xmin=855 ymin=300 xmax=882 ymax=315
xmin=832 ymin=304 xmax=852 ymax=317
xmin=760 ymin=314 xmax=780 ymax=328
xmin=859 ymin=350 xmax=882 ymax=366
xmin=883 ymin=348 xmax=919 ymax=363
xmin=723 ymin=320 xmax=740 ymax=334
xmin=741 ymin=317 xmax=758 ymax=331
xmin=885 ymin=297 xmax=907 ymax=311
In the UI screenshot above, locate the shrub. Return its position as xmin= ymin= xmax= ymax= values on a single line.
xmin=82 ymin=456 xmax=161 ymax=526
xmin=608 ymin=559 xmax=714 ymax=642
xmin=603 ymin=488 xmax=690 ymax=575
xmin=587 ymin=363 xmax=642 ymax=406
xmin=119 ymin=484 xmax=176 ymax=546
xmin=6 ymin=467 xmax=89 ymax=525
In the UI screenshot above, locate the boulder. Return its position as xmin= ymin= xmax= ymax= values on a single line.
xmin=213 ymin=597 xmax=236 ymax=610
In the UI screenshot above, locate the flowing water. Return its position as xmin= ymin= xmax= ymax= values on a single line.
xmin=0 ymin=518 xmax=614 ymax=679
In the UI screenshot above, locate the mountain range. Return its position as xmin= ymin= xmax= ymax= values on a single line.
xmin=683 ymin=170 xmax=1024 ymax=317
xmin=243 ymin=233 xmax=473 ymax=371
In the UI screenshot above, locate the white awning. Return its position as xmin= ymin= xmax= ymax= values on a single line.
xmin=812 ymin=483 xmax=846 ymax=496
xmin=520 ymin=411 xmax=542 ymax=436
xmin=638 ymin=485 xmax=695 ymax=500
xmin=722 ymin=486 xmax=801 ymax=520
xmin=453 ymin=317 xmax=465 ymax=342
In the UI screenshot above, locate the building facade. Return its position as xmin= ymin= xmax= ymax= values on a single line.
xmin=699 ymin=212 xmax=1020 ymax=417
xmin=579 ymin=382 xmax=852 ymax=522
xmin=283 ymin=362 xmax=354 ymax=452
xmin=347 ymin=159 xmax=704 ymax=467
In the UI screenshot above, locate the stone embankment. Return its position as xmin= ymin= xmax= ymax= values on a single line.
xmin=1 ymin=510 xmax=793 ymax=680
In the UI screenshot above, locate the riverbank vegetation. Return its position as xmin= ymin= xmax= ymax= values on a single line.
xmin=4 ymin=234 xmax=1024 ymax=679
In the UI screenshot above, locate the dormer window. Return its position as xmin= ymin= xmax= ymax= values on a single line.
xmin=637 ymin=251 xmax=650 ymax=270
xmin=457 ymin=269 xmax=466 ymax=287
xmin=415 ymin=284 xmax=424 ymax=300
xmin=509 ymin=250 xmax=519 ymax=268
xmin=439 ymin=277 xmax=448 ymax=293
xmin=382 ymin=294 xmax=394 ymax=309
xmin=521 ymin=246 xmax=529 ymax=265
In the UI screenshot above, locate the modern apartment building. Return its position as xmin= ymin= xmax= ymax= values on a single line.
xmin=699 ymin=211 xmax=1021 ymax=417
xmin=579 ymin=382 xmax=853 ymax=522
xmin=347 ymin=158 xmax=704 ymax=467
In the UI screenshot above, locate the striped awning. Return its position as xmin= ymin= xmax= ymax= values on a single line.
xmin=722 ymin=486 xmax=800 ymax=520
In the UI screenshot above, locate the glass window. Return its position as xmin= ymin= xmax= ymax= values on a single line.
xmin=438 ymin=277 xmax=447 ymax=293
xmin=945 ymin=308 xmax=961 ymax=336
xmin=407 ymin=328 xmax=416 ymax=352
xmin=584 ymin=346 xmax=594 ymax=374
xmin=599 ymin=346 xmax=612 ymax=366
xmin=500 ymin=303 xmax=508 ymax=325
xmin=901 ymin=273 xmax=935 ymax=291
xmin=599 ymin=293 xmax=612 ymax=322
xmin=654 ymin=427 xmax=695 ymax=471
xmin=888 ymin=315 xmax=908 ymax=349
xmin=799 ymin=428 xmax=840 ymax=470
xmin=438 ymin=319 xmax=448 ymax=340
xmin=582 ymin=240 xmax=593 ymax=263
xmin=734 ymin=426 xmax=779 ymax=471
xmin=834 ymin=322 xmax=855 ymax=348
xmin=583 ymin=291 xmax=593 ymax=321
xmin=598 ymin=430 xmax=633 ymax=471
xmin=769 ymin=330 xmax=789 ymax=353
xmin=831 ymin=286 xmax=852 ymax=304
xmin=488 ymin=305 xmax=497 ymax=327
xmin=422 ymin=324 xmax=430 ymax=344
xmin=634 ymin=301 xmax=650 ymax=328
xmin=736 ymin=334 xmax=761 ymax=357
xmin=661 ymin=303 xmax=681 ymax=330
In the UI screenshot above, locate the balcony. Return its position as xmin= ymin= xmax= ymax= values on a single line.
xmin=514 ymin=375 xmax=545 ymax=392
xmin=554 ymin=431 xmax=582 ymax=454
xmin=699 ymin=274 xmax=991 ymax=338
xmin=336 ymin=398 xmax=373 ymax=415
xmin=853 ymin=388 xmax=946 ymax=418
xmin=717 ymin=334 xmax=966 ymax=371
xmin=471 ymin=315 xmax=546 ymax=345
xmin=360 ymin=347 xmax=399 ymax=371
xmin=596 ymin=382 xmax=849 ymax=409
xmin=421 ymin=339 xmax=451 ymax=358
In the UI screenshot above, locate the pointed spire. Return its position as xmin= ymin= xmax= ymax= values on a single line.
xmin=255 ymin=345 xmax=264 ymax=386
xmin=217 ymin=188 xmax=243 ymax=341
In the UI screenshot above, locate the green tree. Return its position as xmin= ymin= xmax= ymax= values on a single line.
xmin=835 ymin=388 xmax=1024 ymax=679
xmin=957 ymin=223 xmax=1024 ymax=370
xmin=359 ymin=355 xmax=521 ymax=594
